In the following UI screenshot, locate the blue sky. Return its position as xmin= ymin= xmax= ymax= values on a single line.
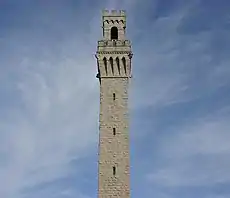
xmin=0 ymin=0 xmax=230 ymax=197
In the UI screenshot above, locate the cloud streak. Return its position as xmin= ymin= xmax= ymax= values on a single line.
xmin=0 ymin=0 xmax=230 ymax=198
xmin=147 ymin=107 xmax=230 ymax=187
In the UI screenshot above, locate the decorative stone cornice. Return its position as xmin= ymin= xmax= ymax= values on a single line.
xmin=97 ymin=51 xmax=131 ymax=54
xmin=100 ymin=76 xmax=131 ymax=78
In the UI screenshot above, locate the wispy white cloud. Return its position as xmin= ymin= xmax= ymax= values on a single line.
xmin=0 ymin=0 xmax=139 ymax=197
xmin=147 ymin=107 xmax=230 ymax=187
xmin=0 ymin=54 xmax=99 ymax=197
xmin=0 ymin=0 xmax=230 ymax=198
xmin=0 ymin=5 xmax=101 ymax=198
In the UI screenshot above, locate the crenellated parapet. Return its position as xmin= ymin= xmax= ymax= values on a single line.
xmin=98 ymin=40 xmax=131 ymax=47
xmin=102 ymin=10 xmax=126 ymax=17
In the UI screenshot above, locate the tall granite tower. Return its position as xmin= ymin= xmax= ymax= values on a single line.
xmin=95 ymin=10 xmax=133 ymax=198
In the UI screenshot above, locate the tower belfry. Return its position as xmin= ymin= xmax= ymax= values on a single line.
xmin=95 ymin=10 xmax=133 ymax=198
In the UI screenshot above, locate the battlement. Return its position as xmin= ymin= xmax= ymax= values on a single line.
xmin=98 ymin=40 xmax=131 ymax=47
xmin=102 ymin=9 xmax=126 ymax=17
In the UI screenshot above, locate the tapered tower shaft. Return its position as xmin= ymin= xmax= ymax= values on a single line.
xmin=96 ymin=10 xmax=133 ymax=198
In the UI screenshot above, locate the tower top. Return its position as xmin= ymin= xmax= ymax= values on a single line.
xmin=100 ymin=9 xmax=127 ymax=41
xmin=96 ymin=9 xmax=132 ymax=79
xmin=102 ymin=9 xmax=126 ymax=17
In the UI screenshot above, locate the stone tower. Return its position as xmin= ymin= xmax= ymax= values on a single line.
xmin=95 ymin=10 xmax=133 ymax=198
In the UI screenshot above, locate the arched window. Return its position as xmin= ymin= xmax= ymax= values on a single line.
xmin=103 ymin=57 xmax=107 ymax=75
xmin=122 ymin=57 xmax=126 ymax=74
xmin=111 ymin=26 xmax=118 ymax=40
xmin=116 ymin=57 xmax=120 ymax=74
xmin=109 ymin=57 xmax=114 ymax=74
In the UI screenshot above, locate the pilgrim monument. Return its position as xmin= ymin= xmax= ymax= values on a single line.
xmin=95 ymin=10 xmax=133 ymax=198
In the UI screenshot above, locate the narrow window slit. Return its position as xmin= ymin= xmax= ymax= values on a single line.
xmin=113 ymin=128 xmax=116 ymax=136
xmin=113 ymin=93 xmax=116 ymax=100
xmin=113 ymin=166 xmax=116 ymax=176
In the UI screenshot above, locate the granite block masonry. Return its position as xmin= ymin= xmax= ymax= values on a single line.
xmin=95 ymin=10 xmax=133 ymax=198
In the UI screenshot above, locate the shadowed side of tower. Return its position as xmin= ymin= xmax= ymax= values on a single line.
xmin=95 ymin=10 xmax=133 ymax=198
